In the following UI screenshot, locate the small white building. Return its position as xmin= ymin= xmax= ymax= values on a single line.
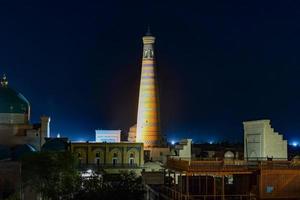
xmin=243 ymin=119 xmax=287 ymax=160
xmin=174 ymin=139 xmax=192 ymax=159
xmin=95 ymin=130 xmax=121 ymax=143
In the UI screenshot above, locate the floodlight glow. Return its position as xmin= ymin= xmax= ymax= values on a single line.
xmin=81 ymin=169 xmax=93 ymax=178
xmin=292 ymin=141 xmax=298 ymax=147
xmin=171 ymin=140 xmax=175 ymax=145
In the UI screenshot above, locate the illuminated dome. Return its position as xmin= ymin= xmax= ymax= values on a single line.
xmin=224 ymin=151 xmax=234 ymax=159
xmin=0 ymin=74 xmax=30 ymax=124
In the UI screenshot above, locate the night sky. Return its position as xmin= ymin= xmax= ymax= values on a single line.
xmin=0 ymin=1 xmax=300 ymax=143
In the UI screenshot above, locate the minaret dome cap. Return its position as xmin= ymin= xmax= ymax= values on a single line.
xmin=143 ymin=26 xmax=155 ymax=44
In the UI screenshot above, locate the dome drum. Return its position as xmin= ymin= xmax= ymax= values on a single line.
xmin=0 ymin=113 xmax=29 ymax=124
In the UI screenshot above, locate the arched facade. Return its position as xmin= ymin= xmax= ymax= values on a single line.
xmin=109 ymin=148 xmax=122 ymax=165
xmin=92 ymin=148 xmax=105 ymax=165
xmin=70 ymin=142 xmax=144 ymax=173
xmin=74 ymin=147 xmax=87 ymax=165
xmin=127 ymin=147 xmax=140 ymax=166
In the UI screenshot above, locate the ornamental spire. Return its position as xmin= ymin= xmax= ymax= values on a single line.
xmin=146 ymin=25 xmax=152 ymax=36
xmin=0 ymin=74 xmax=8 ymax=87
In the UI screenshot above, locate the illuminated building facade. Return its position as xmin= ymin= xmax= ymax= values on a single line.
xmin=70 ymin=142 xmax=144 ymax=174
xmin=136 ymin=29 xmax=162 ymax=148
xmin=243 ymin=119 xmax=287 ymax=160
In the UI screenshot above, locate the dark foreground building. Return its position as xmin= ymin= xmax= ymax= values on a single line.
xmin=145 ymin=157 xmax=300 ymax=200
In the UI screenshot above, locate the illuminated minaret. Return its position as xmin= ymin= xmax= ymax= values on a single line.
xmin=136 ymin=28 xmax=162 ymax=147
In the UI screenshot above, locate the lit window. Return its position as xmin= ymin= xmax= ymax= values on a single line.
xmin=227 ymin=176 xmax=234 ymax=184
xmin=266 ymin=186 xmax=273 ymax=193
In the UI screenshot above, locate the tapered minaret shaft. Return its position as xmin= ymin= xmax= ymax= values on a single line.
xmin=136 ymin=30 xmax=162 ymax=147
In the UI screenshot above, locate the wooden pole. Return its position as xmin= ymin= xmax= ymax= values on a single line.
xmin=206 ymin=175 xmax=208 ymax=195
xmin=222 ymin=176 xmax=225 ymax=200
xmin=199 ymin=174 xmax=201 ymax=194
xmin=186 ymin=174 xmax=189 ymax=197
xmin=213 ymin=176 xmax=216 ymax=200
xmin=180 ymin=173 xmax=182 ymax=200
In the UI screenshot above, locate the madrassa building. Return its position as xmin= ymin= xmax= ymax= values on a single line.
xmin=0 ymin=74 xmax=51 ymax=199
xmin=0 ymin=74 xmax=50 ymax=156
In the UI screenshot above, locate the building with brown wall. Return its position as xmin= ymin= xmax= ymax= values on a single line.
xmin=151 ymin=158 xmax=300 ymax=200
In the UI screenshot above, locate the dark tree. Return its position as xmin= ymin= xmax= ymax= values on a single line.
xmin=21 ymin=151 xmax=80 ymax=200
xmin=74 ymin=171 xmax=145 ymax=200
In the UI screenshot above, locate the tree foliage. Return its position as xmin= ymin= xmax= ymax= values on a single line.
xmin=22 ymin=151 xmax=80 ymax=200
xmin=22 ymin=152 xmax=145 ymax=200
xmin=73 ymin=171 xmax=145 ymax=200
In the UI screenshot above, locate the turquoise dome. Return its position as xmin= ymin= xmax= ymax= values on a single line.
xmin=0 ymin=76 xmax=30 ymax=114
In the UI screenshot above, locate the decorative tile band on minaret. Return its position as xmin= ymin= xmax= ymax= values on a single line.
xmin=136 ymin=30 xmax=162 ymax=147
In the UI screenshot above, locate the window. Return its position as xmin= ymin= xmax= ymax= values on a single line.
xmin=266 ymin=186 xmax=274 ymax=193
xmin=144 ymin=150 xmax=151 ymax=162
xmin=129 ymin=158 xmax=134 ymax=165
xmin=227 ymin=176 xmax=234 ymax=185
xmin=96 ymin=152 xmax=100 ymax=157
xmin=129 ymin=153 xmax=135 ymax=165
xmin=112 ymin=158 xmax=117 ymax=165
xmin=112 ymin=152 xmax=118 ymax=165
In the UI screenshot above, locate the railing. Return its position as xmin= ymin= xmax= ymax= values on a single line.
xmin=167 ymin=157 xmax=300 ymax=172
xmin=160 ymin=186 xmax=255 ymax=200
xmin=259 ymin=160 xmax=300 ymax=170
xmin=78 ymin=163 xmax=140 ymax=171
xmin=166 ymin=158 xmax=251 ymax=172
